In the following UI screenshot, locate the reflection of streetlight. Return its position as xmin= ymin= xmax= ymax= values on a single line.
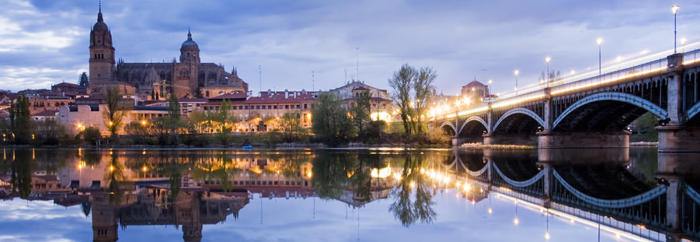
xmin=596 ymin=37 xmax=603 ymax=75
xmin=672 ymin=4 xmax=680 ymax=53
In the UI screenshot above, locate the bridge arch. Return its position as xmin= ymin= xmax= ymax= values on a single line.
xmin=439 ymin=121 xmax=457 ymax=136
xmin=457 ymin=116 xmax=488 ymax=138
xmin=492 ymin=108 xmax=545 ymax=135
xmin=552 ymin=92 xmax=668 ymax=132
xmin=687 ymin=102 xmax=700 ymax=123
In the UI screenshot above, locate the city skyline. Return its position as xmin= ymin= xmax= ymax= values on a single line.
xmin=1 ymin=0 xmax=699 ymax=94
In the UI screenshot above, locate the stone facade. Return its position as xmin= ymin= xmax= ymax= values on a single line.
xmin=328 ymin=81 xmax=394 ymax=122
xmin=87 ymin=7 xmax=247 ymax=100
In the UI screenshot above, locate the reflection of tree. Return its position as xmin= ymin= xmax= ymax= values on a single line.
xmin=312 ymin=152 xmax=351 ymax=199
xmin=105 ymin=152 xmax=126 ymax=204
xmin=390 ymin=155 xmax=436 ymax=227
xmin=11 ymin=150 xmax=32 ymax=199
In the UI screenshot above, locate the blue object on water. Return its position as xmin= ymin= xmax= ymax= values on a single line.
xmin=242 ymin=144 xmax=253 ymax=150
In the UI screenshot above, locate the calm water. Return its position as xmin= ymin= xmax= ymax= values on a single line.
xmin=0 ymin=147 xmax=688 ymax=242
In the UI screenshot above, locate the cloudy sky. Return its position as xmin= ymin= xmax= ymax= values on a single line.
xmin=1 ymin=0 xmax=699 ymax=95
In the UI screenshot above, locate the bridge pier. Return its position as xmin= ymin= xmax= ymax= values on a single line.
xmin=451 ymin=137 xmax=466 ymax=146
xmin=657 ymin=125 xmax=700 ymax=153
xmin=537 ymin=131 xmax=630 ymax=149
xmin=482 ymin=134 xmax=536 ymax=146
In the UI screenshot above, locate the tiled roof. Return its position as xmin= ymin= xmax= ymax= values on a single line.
xmin=208 ymin=92 xmax=248 ymax=100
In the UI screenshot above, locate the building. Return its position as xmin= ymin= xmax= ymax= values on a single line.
xmin=51 ymin=82 xmax=86 ymax=98
xmin=58 ymin=103 xmax=168 ymax=136
xmin=201 ymin=90 xmax=317 ymax=132
xmin=27 ymin=95 xmax=73 ymax=115
xmin=87 ymin=6 xmax=248 ymax=100
xmin=328 ymin=81 xmax=393 ymax=122
xmin=460 ymin=80 xmax=489 ymax=100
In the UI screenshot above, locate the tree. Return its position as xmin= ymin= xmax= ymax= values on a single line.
xmin=388 ymin=64 xmax=436 ymax=136
xmin=389 ymin=64 xmax=416 ymax=135
xmin=35 ymin=120 xmax=68 ymax=145
xmin=412 ymin=67 xmax=436 ymax=134
xmin=104 ymin=87 xmax=125 ymax=140
xmin=9 ymin=95 xmax=32 ymax=144
xmin=162 ymin=94 xmax=183 ymax=143
xmin=350 ymin=91 xmax=371 ymax=138
xmin=79 ymin=72 xmax=89 ymax=88
xmin=81 ymin=127 xmax=102 ymax=146
xmin=312 ymin=93 xmax=352 ymax=146
xmin=280 ymin=112 xmax=304 ymax=142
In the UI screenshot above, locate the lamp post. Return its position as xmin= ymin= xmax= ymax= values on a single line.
xmin=513 ymin=69 xmax=520 ymax=94
xmin=487 ymin=79 xmax=493 ymax=97
xmin=596 ymin=37 xmax=603 ymax=76
xmin=672 ymin=4 xmax=680 ymax=53
xmin=544 ymin=56 xmax=551 ymax=87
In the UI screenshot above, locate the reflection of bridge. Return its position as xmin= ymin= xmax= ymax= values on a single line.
xmin=435 ymin=49 xmax=700 ymax=153
xmin=442 ymin=149 xmax=700 ymax=242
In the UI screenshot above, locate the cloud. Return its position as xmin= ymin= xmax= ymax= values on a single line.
xmin=0 ymin=0 xmax=699 ymax=93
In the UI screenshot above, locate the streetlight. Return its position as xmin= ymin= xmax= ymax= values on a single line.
xmin=487 ymin=79 xmax=493 ymax=97
xmin=672 ymin=4 xmax=680 ymax=53
xmin=596 ymin=37 xmax=603 ymax=76
xmin=544 ymin=56 xmax=551 ymax=86
xmin=513 ymin=69 xmax=520 ymax=94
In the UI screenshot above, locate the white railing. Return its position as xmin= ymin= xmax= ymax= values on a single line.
xmin=433 ymin=43 xmax=700 ymax=120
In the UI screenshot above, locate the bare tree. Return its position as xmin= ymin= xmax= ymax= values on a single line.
xmin=389 ymin=64 xmax=416 ymax=135
xmin=412 ymin=67 xmax=436 ymax=134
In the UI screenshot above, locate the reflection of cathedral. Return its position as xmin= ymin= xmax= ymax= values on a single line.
xmin=90 ymin=188 xmax=249 ymax=242
xmin=88 ymin=5 xmax=248 ymax=100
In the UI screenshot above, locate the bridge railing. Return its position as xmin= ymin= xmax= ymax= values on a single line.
xmin=551 ymin=170 xmax=667 ymax=230
xmin=434 ymin=44 xmax=700 ymax=120
xmin=681 ymin=184 xmax=700 ymax=240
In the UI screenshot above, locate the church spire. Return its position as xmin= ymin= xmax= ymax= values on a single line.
xmin=187 ymin=27 xmax=192 ymax=40
xmin=97 ymin=0 xmax=103 ymax=22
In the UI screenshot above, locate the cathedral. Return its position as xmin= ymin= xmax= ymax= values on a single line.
xmin=88 ymin=5 xmax=248 ymax=100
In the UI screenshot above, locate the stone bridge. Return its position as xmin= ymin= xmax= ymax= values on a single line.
xmin=434 ymin=51 xmax=700 ymax=153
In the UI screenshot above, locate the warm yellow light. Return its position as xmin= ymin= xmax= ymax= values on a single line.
xmin=141 ymin=166 xmax=149 ymax=172
xmin=462 ymin=183 xmax=471 ymax=192
xmin=545 ymin=56 xmax=551 ymax=63
xmin=108 ymin=165 xmax=115 ymax=172
xmin=596 ymin=37 xmax=603 ymax=46
xmin=488 ymin=79 xmax=493 ymax=85
xmin=487 ymin=208 xmax=493 ymax=214
xmin=140 ymin=120 xmax=148 ymax=126
xmin=513 ymin=217 xmax=520 ymax=225
xmin=370 ymin=167 xmax=392 ymax=178
xmin=681 ymin=37 xmax=688 ymax=45
xmin=544 ymin=232 xmax=551 ymax=240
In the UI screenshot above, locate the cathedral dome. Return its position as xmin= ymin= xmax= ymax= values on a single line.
xmin=181 ymin=30 xmax=199 ymax=51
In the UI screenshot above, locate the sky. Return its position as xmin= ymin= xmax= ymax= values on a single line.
xmin=1 ymin=0 xmax=700 ymax=96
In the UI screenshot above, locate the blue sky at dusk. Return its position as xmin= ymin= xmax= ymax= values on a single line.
xmin=1 ymin=0 xmax=699 ymax=95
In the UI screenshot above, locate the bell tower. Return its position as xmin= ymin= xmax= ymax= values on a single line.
xmin=174 ymin=29 xmax=200 ymax=97
xmin=88 ymin=2 xmax=115 ymax=93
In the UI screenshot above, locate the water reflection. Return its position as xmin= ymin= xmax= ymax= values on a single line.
xmin=0 ymin=148 xmax=699 ymax=241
